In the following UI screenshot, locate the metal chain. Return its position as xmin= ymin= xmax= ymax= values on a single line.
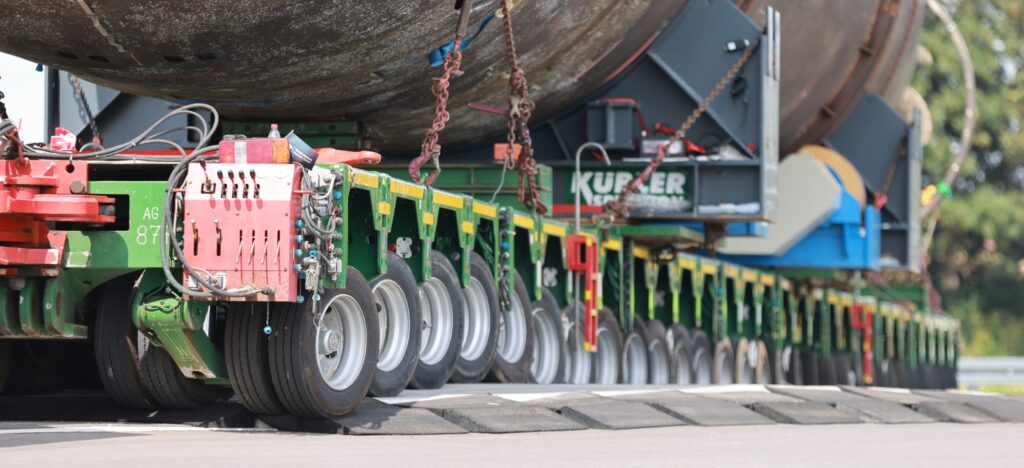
xmin=499 ymin=0 xmax=547 ymax=214
xmin=409 ymin=0 xmax=476 ymax=185
xmin=596 ymin=39 xmax=760 ymax=225
xmin=69 ymin=74 xmax=101 ymax=145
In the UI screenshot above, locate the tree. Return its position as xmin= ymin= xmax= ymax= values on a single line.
xmin=915 ymin=0 xmax=1024 ymax=355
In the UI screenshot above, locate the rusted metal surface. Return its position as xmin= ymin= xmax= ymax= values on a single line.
xmin=0 ymin=0 xmax=921 ymax=154
xmin=740 ymin=0 xmax=924 ymax=155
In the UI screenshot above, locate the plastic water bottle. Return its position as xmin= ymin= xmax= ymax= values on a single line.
xmin=268 ymin=123 xmax=281 ymax=139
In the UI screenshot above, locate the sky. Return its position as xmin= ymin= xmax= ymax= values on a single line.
xmin=0 ymin=53 xmax=46 ymax=142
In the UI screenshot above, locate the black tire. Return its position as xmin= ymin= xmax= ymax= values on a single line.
xmin=592 ymin=307 xmax=624 ymax=384
xmin=561 ymin=302 xmax=591 ymax=384
xmin=225 ymin=303 xmax=285 ymax=415
xmin=733 ymin=337 xmax=755 ymax=384
xmin=93 ymin=274 xmax=155 ymax=408
xmin=876 ymin=359 xmax=893 ymax=387
xmin=268 ymin=267 xmax=380 ymax=419
xmin=140 ymin=344 xmax=230 ymax=409
xmin=816 ymin=353 xmax=838 ymax=385
xmin=670 ymin=331 xmax=694 ymax=384
xmin=3 ymin=341 xmax=67 ymax=394
xmin=410 ymin=251 xmax=465 ymax=389
xmin=893 ymin=359 xmax=910 ymax=388
xmin=690 ymin=330 xmax=714 ymax=385
xmin=621 ymin=316 xmax=650 ymax=384
xmin=754 ymin=340 xmax=771 ymax=384
xmin=783 ymin=345 xmax=803 ymax=385
xmin=666 ymin=324 xmax=690 ymax=355
xmin=488 ymin=270 xmax=534 ymax=383
xmin=834 ymin=354 xmax=857 ymax=386
xmin=800 ymin=350 xmax=820 ymax=385
xmin=368 ymin=253 xmax=421 ymax=397
xmin=450 ymin=252 xmax=500 ymax=383
xmin=529 ymin=288 xmax=566 ymax=385
xmin=0 ymin=341 xmax=10 ymax=392
xmin=713 ymin=338 xmax=735 ymax=384
xmin=645 ymin=320 xmax=672 ymax=385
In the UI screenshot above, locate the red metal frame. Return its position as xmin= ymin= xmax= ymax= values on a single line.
xmin=567 ymin=233 xmax=599 ymax=351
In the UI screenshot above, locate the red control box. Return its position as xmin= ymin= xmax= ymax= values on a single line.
xmin=181 ymin=162 xmax=301 ymax=301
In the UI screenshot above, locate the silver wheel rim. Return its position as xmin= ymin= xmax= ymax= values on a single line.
xmin=564 ymin=323 xmax=591 ymax=384
xmin=418 ymin=278 xmax=454 ymax=366
xmin=460 ymin=278 xmax=490 ymax=361
xmin=372 ymin=279 xmax=411 ymax=372
xmin=693 ymin=350 xmax=713 ymax=385
xmin=496 ymin=289 xmax=527 ymax=363
xmin=623 ymin=333 xmax=648 ymax=384
xmin=530 ymin=307 xmax=560 ymax=384
xmin=716 ymin=351 xmax=735 ymax=384
xmin=593 ymin=325 xmax=619 ymax=384
xmin=316 ymin=294 xmax=368 ymax=391
xmin=649 ymin=341 xmax=670 ymax=385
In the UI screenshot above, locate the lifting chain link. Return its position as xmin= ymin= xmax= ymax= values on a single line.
xmin=499 ymin=0 xmax=546 ymax=215
xmin=69 ymin=74 xmax=102 ymax=146
xmin=595 ymin=39 xmax=761 ymax=225
xmin=409 ymin=0 xmax=476 ymax=185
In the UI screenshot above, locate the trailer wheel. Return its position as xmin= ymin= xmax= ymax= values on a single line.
xmin=893 ymin=359 xmax=910 ymax=388
xmin=690 ymin=331 xmax=714 ymax=385
xmin=800 ymin=350 xmax=820 ymax=385
xmin=562 ymin=303 xmax=591 ymax=384
xmin=529 ymin=289 xmax=565 ymax=385
xmin=816 ymin=353 xmax=838 ymax=385
xmin=450 ymin=252 xmax=499 ymax=383
xmin=754 ymin=340 xmax=771 ymax=384
xmin=93 ymin=275 xmax=154 ymax=408
xmin=268 ymin=267 xmax=379 ymax=419
xmin=225 ymin=303 xmax=285 ymax=415
xmin=622 ymin=317 xmax=650 ymax=384
xmin=733 ymin=338 xmax=755 ymax=384
xmin=834 ymin=354 xmax=856 ymax=386
xmin=713 ymin=338 xmax=735 ymax=384
xmin=592 ymin=307 xmax=623 ymax=384
xmin=666 ymin=324 xmax=690 ymax=357
xmin=368 ymin=253 xmax=420 ymax=397
xmin=140 ymin=344 xmax=230 ymax=409
xmin=644 ymin=320 xmax=671 ymax=385
xmin=488 ymin=270 xmax=534 ymax=383
xmin=782 ymin=345 xmax=803 ymax=385
xmin=411 ymin=251 xmax=464 ymax=389
xmin=670 ymin=332 xmax=694 ymax=384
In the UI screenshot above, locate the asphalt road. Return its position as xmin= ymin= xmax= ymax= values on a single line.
xmin=2 ymin=422 xmax=1020 ymax=467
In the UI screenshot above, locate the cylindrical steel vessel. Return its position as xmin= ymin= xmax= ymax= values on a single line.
xmin=0 ymin=0 xmax=922 ymax=152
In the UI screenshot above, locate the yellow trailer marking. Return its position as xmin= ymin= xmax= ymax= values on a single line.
xmin=390 ymin=179 xmax=424 ymax=199
xmin=433 ymin=191 xmax=465 ymax=209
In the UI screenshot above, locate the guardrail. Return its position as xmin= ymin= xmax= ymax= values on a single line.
xmin=957 ymin=357 xmax=1024 ymax=388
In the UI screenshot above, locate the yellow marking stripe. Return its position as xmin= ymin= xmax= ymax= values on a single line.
xmin=742 ymin=271 xmax=759 ymax=282
xmin=762 ymin=275 xmax=776 ymax=286
xmin=461 ymin=221 xmax=475 ymax=234
xmin=377 ymin=201 xmax=391 ymax=215
xmin=422 ymin=212 xmax=434 ymax=225
xmin=512 ymin=214 xmax=535 ymax=230
xmin=473 ymin=201 xmax=497 ymax=218
xmin=390 ymin=179 xmax=424 ymax=199
xmin=542 ymin=222 xmax=567 ymax=237
xmin=632 ymin=246 xmax=650 ymax=259
xmin=678 ymin=258 xmax=697 ymax=270
xmin=433 ymin=191 xmax=464 ymax=209
xmin=602 ymin=239 xmax=622 ymax=251
xmin=724 ymin=266 xmax=739 ymax=278
xmin=701 ymin=264 xmax=718 ymax=275
xmin=353 ymin=172 xmax=379 ymax=188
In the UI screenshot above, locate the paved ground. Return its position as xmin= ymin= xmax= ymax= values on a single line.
xmin=2 ymin=421 xmax=1021 ymax=467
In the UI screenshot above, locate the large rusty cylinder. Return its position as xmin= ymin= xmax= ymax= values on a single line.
xmin=0 ymin=0 xmax=921 ymax=154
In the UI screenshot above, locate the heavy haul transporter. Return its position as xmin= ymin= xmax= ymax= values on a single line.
xmin=0 ymin=0 xmax=959 ymax=419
